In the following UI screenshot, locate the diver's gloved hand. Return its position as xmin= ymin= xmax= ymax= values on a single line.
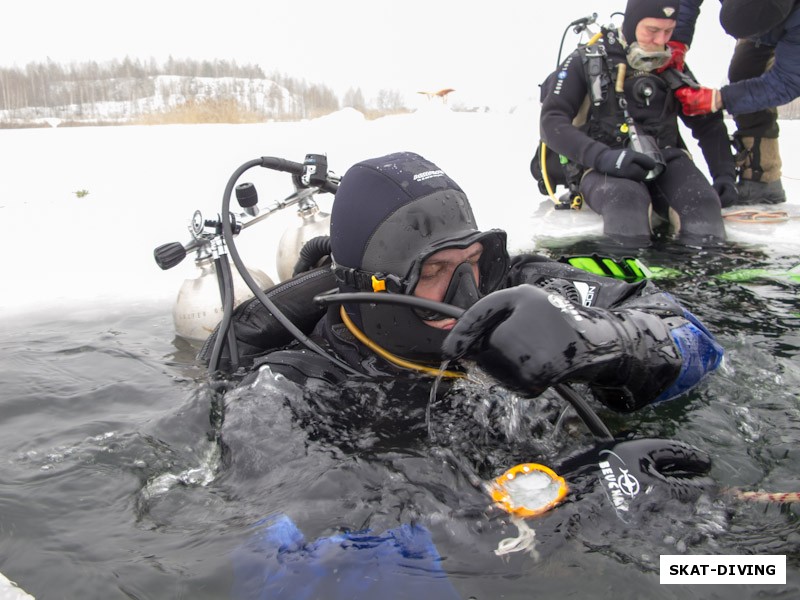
xmin=558 ymin=437 xmax=714 ymax=521
xmin=713 ymin=174 xmax=738 ymax=208
xmin=593 ymin=148 xmax=657 ymax=181
xmin=440 ymin=285 xmax=681 ymax=403
xmin=656 ymin=40 xmax=688 ymax=73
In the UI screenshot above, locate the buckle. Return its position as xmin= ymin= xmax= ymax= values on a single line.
xmin=333 ymin=265 xmax=405 ymax=293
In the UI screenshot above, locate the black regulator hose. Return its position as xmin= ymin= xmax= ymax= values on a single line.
xmin=209 ymin=255 xmax=240 ymax=372
xmin=315 ymin=291 xmax=614 ymax=443
xmin=556 ymin=22 xmax=573 ymax=70
xmin=218 ymin=158 xmax=362 ymax=377
xmin=293 ymin=235 xmax=332 ymax=276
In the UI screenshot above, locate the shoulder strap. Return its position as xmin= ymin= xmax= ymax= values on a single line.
xmin=660 ymin=67 xmax=700 ymax=91
xmin=580 ymin=44 xmax=609 ymax=106
xmin=580 ymin=26 xmax=627 ymax=115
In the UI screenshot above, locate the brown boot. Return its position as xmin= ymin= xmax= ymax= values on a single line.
xmin=734 ymin=136 xmax=786 ymax=205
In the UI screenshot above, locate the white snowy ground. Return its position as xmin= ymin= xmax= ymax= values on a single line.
xmin=0 ymin=102 xmax=798 ymax=320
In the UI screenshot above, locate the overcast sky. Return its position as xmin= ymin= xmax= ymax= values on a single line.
xmin=3 ymin=1 xmax=734 ymax=108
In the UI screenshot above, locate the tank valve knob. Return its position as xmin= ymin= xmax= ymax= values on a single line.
xmin=154 ymin=242 xmax=187 ymax=270
xmin=235 ymin=182 xmax=259 ymax=217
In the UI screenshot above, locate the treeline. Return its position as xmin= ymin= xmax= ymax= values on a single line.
xmin=0 ymin=57 xmax=266 ymax=111
xmin=0 ymin=57 xmax=407 ymax=125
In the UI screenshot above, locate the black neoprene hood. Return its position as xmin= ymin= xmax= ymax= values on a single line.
xmin=329 ymin=151 xmax=508 ymax=361
xmin=622 ymin=0 xmax=680 ymax=44
xmin=331 ymin=152 xmax=476 ymax=272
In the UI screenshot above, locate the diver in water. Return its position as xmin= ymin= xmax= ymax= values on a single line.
xmin=217 ymin=151 xmax=721 ymax=598
xmin=535 ymin=0 xmax=735 ymax=246
xmin=212 ymin=150 xmax=723 ymax=414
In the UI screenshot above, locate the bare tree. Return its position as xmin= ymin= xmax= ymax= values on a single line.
xmin=343 ymin=87 xmax=366 ymax=112
xmin=375 ymin=88 xmax=406 ymax=113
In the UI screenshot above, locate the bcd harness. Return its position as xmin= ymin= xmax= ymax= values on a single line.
xmin=533 ymin=25 xmax=701 ymax=209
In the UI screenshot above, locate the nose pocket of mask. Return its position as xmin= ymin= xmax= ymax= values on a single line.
xmin=415 ymin=261 xmax=481 ymax=321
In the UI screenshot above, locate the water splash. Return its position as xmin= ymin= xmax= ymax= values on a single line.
xmin=140 ymin=440 xmax=220 ymax=500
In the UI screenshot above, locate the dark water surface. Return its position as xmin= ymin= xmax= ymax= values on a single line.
xmin=1 ymin=241 xmax=798 ymax=599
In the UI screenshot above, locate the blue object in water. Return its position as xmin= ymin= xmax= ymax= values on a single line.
xmin=231 ymin=514 xmax=462 ymax=600
xmin=656 ymin=309 xmax=724 ymax=402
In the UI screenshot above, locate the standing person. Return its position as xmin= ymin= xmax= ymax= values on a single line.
xmin=671 ymin=0 xmax=799 ymax=204
xmin=536 ymin=0 xmax=735 ymax=247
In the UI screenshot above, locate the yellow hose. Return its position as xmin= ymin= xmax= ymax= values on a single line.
xmin=541 ymin=141 xmax=560 ymax=204
xmin=339 ymin=306 xmax=465 ymax=379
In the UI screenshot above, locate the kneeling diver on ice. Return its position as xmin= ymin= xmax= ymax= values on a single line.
xmin=532 ymin=0 xmax=735 ymax=245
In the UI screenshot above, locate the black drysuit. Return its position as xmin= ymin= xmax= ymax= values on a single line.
xmin=206 ymin=254 xmax=723 ymax=414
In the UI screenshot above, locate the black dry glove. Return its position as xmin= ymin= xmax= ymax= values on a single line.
xmin=712 ymin=174 xmax=738 ymax=208
xmin=440 ymin=285 xmax=681 ymax=407
xmin=557 ymin=437 xmax=714 ymax=522
xmin=593 ymin=148 xmax=657 ymax=181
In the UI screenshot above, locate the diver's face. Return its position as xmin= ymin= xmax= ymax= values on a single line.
xmin=414 ymin=242 xmax=483 ymax=330
xmin=635 ymin=17 xmax=676 ymax=50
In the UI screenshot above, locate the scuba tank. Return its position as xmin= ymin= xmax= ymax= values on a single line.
xmin=276 ymin=199 xmax=331 ymax=281
xmin=173 ymin=251 xmax=273 ymax=342
xmin=155 ymin=208 xmax=274 ymax=342
xmin=275 ymin=154 xmax=334 ymax=282
xmin=154 ymin=153 xmax=339 ymax=355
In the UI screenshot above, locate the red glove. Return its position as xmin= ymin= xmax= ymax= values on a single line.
xmin=675 ymin=86 xmax=719 ymax=116
xmin=656 ymin=41 xmax=688 ymax=73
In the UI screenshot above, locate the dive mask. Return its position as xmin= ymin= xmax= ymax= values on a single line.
xmin=331 ymin=229 xmax=508 ymax=362
xmin=332 ymin=230 xmax=508 ymax=319
xmin=404 ymin=229 xmax=508 ymax=320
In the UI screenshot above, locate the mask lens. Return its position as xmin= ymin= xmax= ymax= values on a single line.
xmin=477 ymin=233 xmax=507 ymax=294
xmin=406 ymin=231 xmax=508 ymax=321
xmin=414 ymin=261 xmax=481 ymax=321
